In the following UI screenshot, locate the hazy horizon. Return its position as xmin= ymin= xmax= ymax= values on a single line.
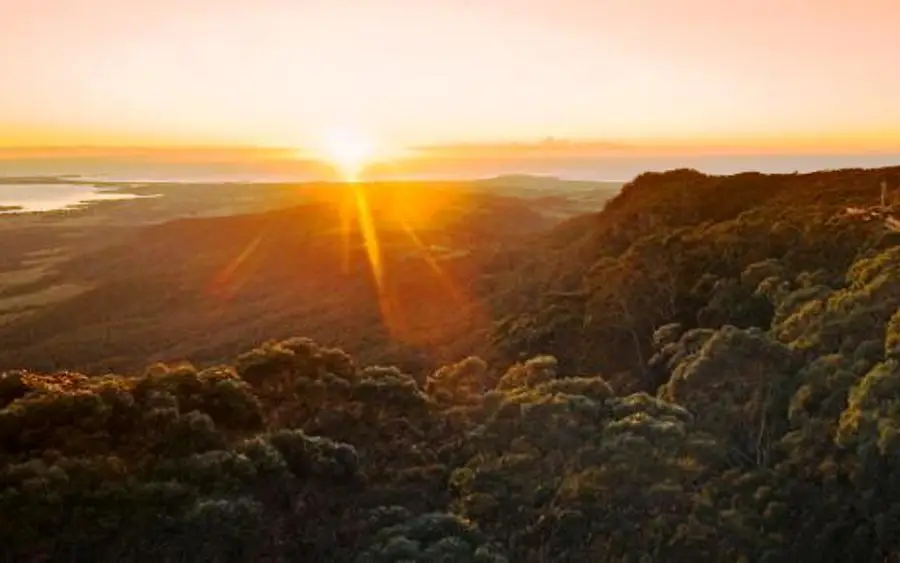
xmin=2 ymin=151 xmax=898 ymax=184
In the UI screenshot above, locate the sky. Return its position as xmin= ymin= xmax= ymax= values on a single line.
xmin=3 ymin=0 xmax=900 ymax=154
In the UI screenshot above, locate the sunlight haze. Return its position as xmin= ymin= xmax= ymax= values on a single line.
xmin=3 ymin=0 xmax=900 ymax=153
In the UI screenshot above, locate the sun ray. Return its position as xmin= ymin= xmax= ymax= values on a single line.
xmin=397 ymin=217 xmax=465 ymax=305
xmin=352 ymin=185 xmax=383 ymax=285
xmin=339 ymin=189 xmax=353 ymax=274
xmin=351 ymin=183 xmax=394 ymax=330
xmin=314 ymin=127 xmax=403 ymax=333
xmin=209 ymin=233 xmax=266 ymax=299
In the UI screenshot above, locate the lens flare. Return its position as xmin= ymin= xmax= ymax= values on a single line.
xmin=319 ymin=127 xmax=376 ymax=182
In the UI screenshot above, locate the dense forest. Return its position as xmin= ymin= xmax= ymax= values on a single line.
xmin=5 ymin=166 xmax=900 ymax=561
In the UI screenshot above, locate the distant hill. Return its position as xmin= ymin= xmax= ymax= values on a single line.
xmin=473 ymin=173 xmax=621 ymax=193
xmin=471 ymin=175 xmax=621 ymax=218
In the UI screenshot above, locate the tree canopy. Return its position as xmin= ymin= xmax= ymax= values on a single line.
xmin=5 ymin=166 xmax=900 ymax=560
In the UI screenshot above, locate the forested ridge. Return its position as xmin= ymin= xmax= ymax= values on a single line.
xmin=5 ymin=166 xmax=900 ymax=561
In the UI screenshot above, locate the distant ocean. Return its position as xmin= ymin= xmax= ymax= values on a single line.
xmin=2 ymin=153 xmax=899 ymax=213
xmin=0 ymin=184 xmax=145 ymax=214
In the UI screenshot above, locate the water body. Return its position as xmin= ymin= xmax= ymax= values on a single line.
xmin=0 ymin=184 xmax=145 ymax=214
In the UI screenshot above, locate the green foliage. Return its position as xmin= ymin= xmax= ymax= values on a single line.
xmin=355 ymin=510 xmax=508 ymax=563
xmin=449 ymin=361 xmax=719 ymax=561
xmin=0 ymin=352 xmax=368 ymax=562
xmin=660 ymin=325 xmax=798 ymax=468
xmin=5 ymin=167 xmax=900 ymax=561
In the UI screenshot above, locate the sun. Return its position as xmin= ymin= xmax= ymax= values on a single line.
xmin=319 ymin=127 xmax=377 ymax=182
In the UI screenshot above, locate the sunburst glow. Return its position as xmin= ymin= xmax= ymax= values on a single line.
xmin=317 ymin=126 xmax=390 ymax=327
xmin=311 ymin=127 xmax=480 ymax=344
xmin=319 ymin=128 xmax=377 ymax=182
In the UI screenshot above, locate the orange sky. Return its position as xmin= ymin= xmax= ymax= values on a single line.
xmin=3 ymin=0 xmax=900 ymax=153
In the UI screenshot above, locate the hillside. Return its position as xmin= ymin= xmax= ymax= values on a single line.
xmin=5 ymin=166 xmax=900 ymax=561
xmin=489 ymin=166 xmax=900 ymax=385
xmin=0 ymin=181 xmax=588 ymax=374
